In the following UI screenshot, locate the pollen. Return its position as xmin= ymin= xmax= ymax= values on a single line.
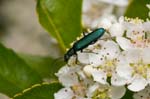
xmin=87 ymin=28 xmax=92 ymax=33
xmin=106 ymin=61 xmax=113 ymax=66
xmin=125 ymin=17 xmax=144 ymax=24
xmin=137 ymin=36 xmax=143 ymax=41
xmin=70 ymin=42 xmax=74 ymax=46
xmin=71 ymin=83 xmax=86 ymax=97
xmin=76 ymin=37 xmax=80 ymax=40
xmin=66 ymin=48 xmax=69 ymax=51
xmin=131 ymin=61 xmax=148 ymax=78
xmin=92 ymin=89 xmax=109 ymax=99
xmin=100 ymin=58 xmax=118 ymax=77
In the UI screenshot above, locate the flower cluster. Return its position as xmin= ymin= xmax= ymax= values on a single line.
xmin=54 ymin=16 xmax=150 ymax=99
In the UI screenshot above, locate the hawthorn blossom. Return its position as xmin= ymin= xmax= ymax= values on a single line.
xmin=87 ymin=83 xmax=125 ymax=99
xmin=106 ymin=17 xmax=150 ymax=50
xmin=81 ymin=40 xmax=125 ymax=86
xmin=55 ymin=12 xmax=150 ymax=98
xmin=116 ymin=48 xmax=150 ymax=91
xmin=55 ymin=40 xmax=126 ymax=99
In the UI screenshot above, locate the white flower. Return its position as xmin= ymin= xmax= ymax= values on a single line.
xmin=116 ymin=48 xmax=150 ymax=91
xmin=87 ymin=83 xmax=126 ymax=99
xmin=55 ymin=65 xmax=80 ymax=87
xmin=116 ymin=18 xmax=150 ymax=50
xmin=116 ymin=37 xmax=133 ymax=50
xmin=56 ymin=15 xmax=150 ymax=98
xmin=133 ymin=85 xmax=150 ymax=99
xmin=109 ymin=16 xmax=125 ymax=37
xmin=82 ymin=40 xmax=123 ymax=86
xmin=54 ymin=88 xmax=74 ymax=99
xmin=55 ymin=75 xmax=91 ymax=99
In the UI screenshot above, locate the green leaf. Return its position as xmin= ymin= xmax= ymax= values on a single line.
xmin=19 ymin=54 xmax=65 ymax=79
xmin=122 ymin=89 xmax=133 ymax=99
xmin=13 ymin=82 xmax=62 ymax=99
xmin=125 ymin=0 xmax=150 ymax=20
xmin=36 ymin=0 xmax=83 ymax=52
xmin=0 ymin=44 xmax=42 ymax=97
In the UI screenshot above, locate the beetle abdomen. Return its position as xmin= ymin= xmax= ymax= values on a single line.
xmin=73 ymin=28 xmax=105 ymax=50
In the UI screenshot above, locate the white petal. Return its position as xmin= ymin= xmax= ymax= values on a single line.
xmin=116 ymin=37 xmax=132 ymax=50
xmin=77 ymin=70 xmax=86 ymax=79
xmin=141 ymin=48 xmax=150 ymax=64
xmin=101 ymin=40 xmax=120 ymax=60
xmin=110 ymin=86 xmax=126 ymax=99
xmin=109 ymin=23 xmax=125 ymax=37
xmin=56 ymin=65 xmax=70 ymax=74
xmin=54 ymin=88 xmax=74 ymax=99
xmin=117 ymin=51 xmax=128 ymax=64
xmin=125 ymin=49 xmax=141 ymax=63
xmin=116 ymin=64 xmax=132 ymax=80
xmin=91 ymin=69 xmax=107 ymax=84
xmin=143 ymin=21 xmax=150 ymax=31
xmin=78 ymin=52 xmax=90 ymax=64
xmin=128 ymin=75 xmax=148 ymax=92
xmin=111 ymin=73 xmax=127 ymax=86
xmin=126 ymin=25 xmax=144 ymax=40
xmin=58 ymin=73 xmax=79 ymax=87
xmin=56 ymin=66 xmax=79 ymax=87
xmin=125 ymin=27 xmax=134 ymax=38
xmin=89 ymin=53 xmax=104 ymax=66
xmin=87 ymin=83 xmax=100 ymax=97
xmin=147 ymin=69 xmax=150 ymax=84
xmin=83 ymin=65 xmax=96 ymax=77
xmin=118 ymin=16 xmax=125 ymax=23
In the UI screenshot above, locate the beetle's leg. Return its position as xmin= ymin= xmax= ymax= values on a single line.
xmin=82 ymin=50 xmax=98 ymax=54
xmin=81 ymin=49 xmax=97 ymax=54
xmin=75 ymin=52 xmax=78 ymax=64
xmin=83 ymin=32 xmax=86 ymax=37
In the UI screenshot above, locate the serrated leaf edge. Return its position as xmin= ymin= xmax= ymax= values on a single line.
xmin=11 ymin=81 xmax=59 ymax=99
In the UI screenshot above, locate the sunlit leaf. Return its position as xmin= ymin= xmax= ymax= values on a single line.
xmin=37 ymin=0 xmax=83 ymax=52
xmin=125 ymin=0 xmax=150 ymax=20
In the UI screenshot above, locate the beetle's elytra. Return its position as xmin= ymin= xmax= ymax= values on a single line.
xmin=64 ymin=28 xmax=105 ymax=62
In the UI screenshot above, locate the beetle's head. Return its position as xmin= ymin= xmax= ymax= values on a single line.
xmin=64 ymin=54 xmax=70 ymax=62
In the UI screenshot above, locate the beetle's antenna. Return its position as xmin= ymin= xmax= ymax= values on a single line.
xmin=52 ymin=56 xmax=65 ymax=67
xmin=99 ymin=29 xmax=116 ymax=41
